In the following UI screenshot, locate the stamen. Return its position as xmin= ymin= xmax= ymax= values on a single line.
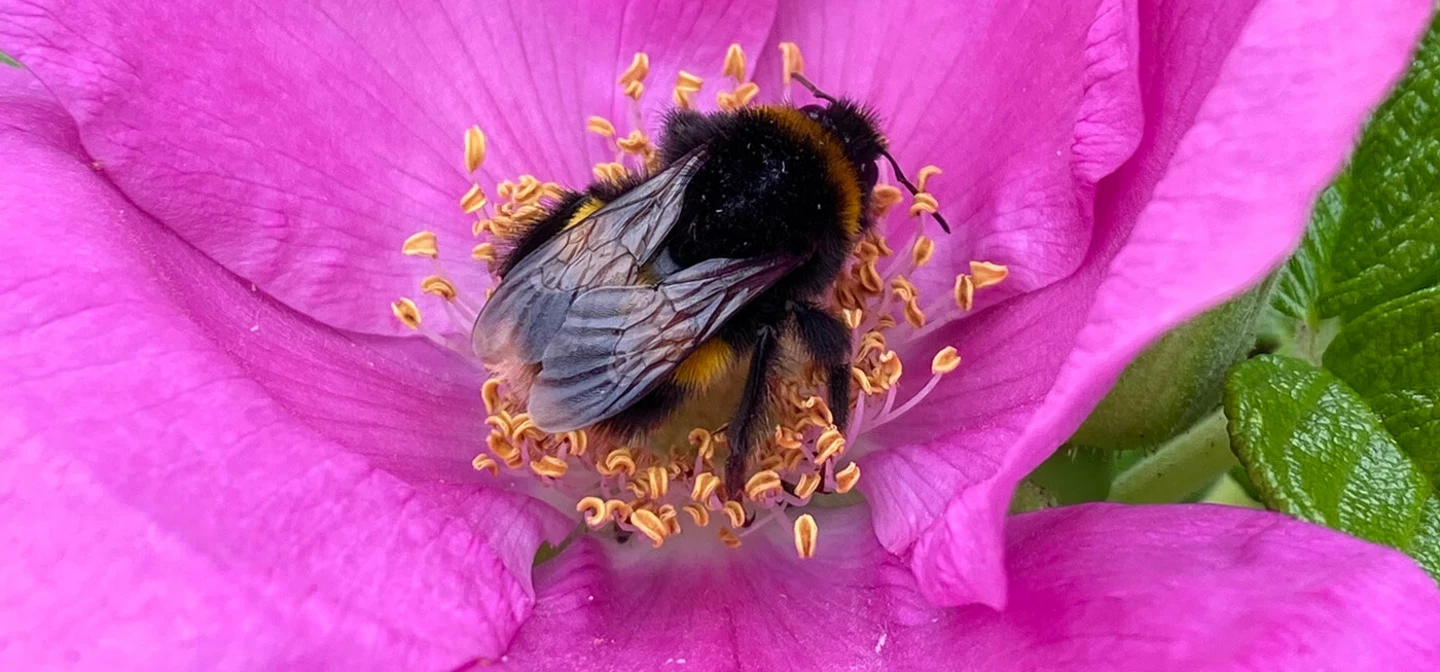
xmin=577 ymin=496 xmax=608 ymax=528
xmin=931 ymin=346 xmax=961 ymax=374
xmin=722 ymin=43 xmax=746 ymax=83
xmin=834 ymin=462 xmax=861 ymax=494
xmin=911 ymin=236 xmax=934 ymax=267
xmin=471 ymin=243 xmax=498 ymax=264
xmin=744 ymin=469 xmax=783 ymax=502
xmin=624 ymin=81 xmax=645 ymax=101
xmin=617 ymin=52 xmax=650 ymax=86
xmin=675 ymin=70 xmax=704 ymax=92
xmin=659 ymin=504 xmax=681 ymax=535
xmin=842 ymin=308 xmax=863 ymax=329
xmin=629 ymin=509 xmax=668 ymax=548
xmin=795 ymin=472 xmax=822 ymax=500
xmin=815 ymin=427 xmax=845 ymax=464
xmin=531 ymin=455 xmax=568 ymax=479
xmin=723 ymin=500 xmax=747 ymax=528
xmin=593 ymin=162 xmax=629 ymax=183
xmin=390 ymin=298 xmax=422 ymax=330
xmin=481 ymin=378 xmax=503 ymax=414
xmin=586 ymin=116 xmax=616 ymax=137
xmin=692 ymin=472 xmax=721 ymax=504
xmin=970 ymin=261 xmax=1010 ymax=289
xmin=601 ymin=448 xmax=637 ymax=477
xmin=402 ymin=231 xmax=439 ymax=258
xmin=908 ymin=193 xmax=938 ymax=218
xmin=472 ymin=453 xmax=499 ymax=476
xmin=718 ymin=527 xmax=743 ymax=549
xmin=954 ymin=274 xmax=976 ymax=311
xmin=779 ymin=42 xmax=804 ymax=86
xmin=916 ymin=165 xmax=941 ymax=192
xmin=671 ymin=87 xmax=694 ymax=110
xmin=420 ymin=275 xmax=457 ymax=301
xmin=684 ymin=503 xmax=711 ymax=527
xmin=464 ymin=126 xmax=487 ymax=173
xmin=872 ymin=185 xmax=903 ymax=215
xmin=643 ymin=466 xmax=670 ymax=500
xmin=616 ymin=130 xmax=653 ymax=155
xmin=793 ymin=514 xmax=818 ymax=559
xmin=461 ymin=184 xmax=488 ymax=214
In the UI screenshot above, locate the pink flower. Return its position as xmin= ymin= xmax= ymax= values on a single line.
xmin=2 ymin=0 xmax=1437 ymax=670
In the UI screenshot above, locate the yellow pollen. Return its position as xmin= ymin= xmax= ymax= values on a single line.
xmin=513 ymin=175 xmax=543 ymax=203
xmin=815 ymin=427 xmax=846 ymax=464
xmin=954 ymin=274 xmax=976 ymax=311
xmin=658 ymin=504 xmax=681 ymax=535
xmin=723 ymin=500 xmax=747 ymax=528
xmin=420 ymin=275 xmax=457 ymax=301
xmin=889 ymin=276 xmax=918 ymax=301
xmin=643 ymin=466 xmax=670 ymax=500
xmin=779 ymin=42 xmax=804 ymax=85
xmin=605 ymin=499 xmax=633 ymax=522
xmin=593 ymin=162 xmax=629 ymax=183
xmin=692 ymin=472 xmax=721 ymax=504
xmin=618 ymin=52 xmax=650 ymax=86
xmin=916 ymin=165 xmax=942 ymax=192
xmin=461 ymin=184 xmax=488 ymax=214
xmin=903 ymin=298 xmax=926 ymax=328
xmin=629 ymin=509 xmax=668 ymax=548
xmin=689 ymin=428 xmax=716 ymax=460
xmin=855 ymin=240 xmax=881 ymax=262
xmin=471 ymin=243 xmax=498 ymax=264
xmin=851 ymin=367 xmax=875 ymax=395
xmin=577 ymin=496 xmax=608 ymax=528
xmin=872 ymin=184 xmax=903 ymax=213
xmin=390 ymin=298 xmax=422 ymax=330
xmin=970 ymin=261 xmax=1010 ymax=289
xmin=773 ymin=426 xmax=802 ymax=450
xmin=909 ymin=192 xmax=939 ymax=218
xmin=841 ymin=308 xmax=863 ymax=329
xmin=563 ymin=430 xmax=589 ymax=456
xmin=858 ymin=261 xmax=884 ymax=293
xmin=723 ymin=43 xmax=747 ymax=82
xmin=719 ymin=527 xmax=743 ymax=549
xmin=472 ymin=453 xmax=499 ymax=475
xmin=932 ymin=346 xmax=962 ymax=374
xmin=402 ymin=231 xmax=439 ymax=258
xmin=684 ymin=503 xmax=711 ymax=527
xmin=675 ymin=70 xmax=704 ymax=93
xmin=835 ymin=462 xmax=861 ymax=494
xmin=795 ymin=472 xmax=822 ymax=500
xmin=530 ymin=455 xmax=567 ymax=479
xmin=602 ymin=448 xmax=637 ymax=477
xmin=464 ymin=126 xmax=487 ymax=173
xmin=586 ymin=116 xmax=616 ymax=137
xmin=624 ymin=80 xmax=645 ymax=101
xmin=616 ymin=130 xmax=653 ymax=155
xmin=745 ymin=469 xmax=783 ymax=501
xmin=481 ymin=379 xmax=503 ymax=414
xmin=793 ymin=514 xmax=818 ymax=559
xmin=878 ymin=351 xmax=903 ymax=387
xmin=911 ymin=236 xmax=935 ymax=267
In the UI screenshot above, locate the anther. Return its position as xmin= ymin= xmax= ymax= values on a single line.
xmin=420 ymin=275 xmax=457 ymax=301
xmin=684 ymin=503 xmax=711 ymax=527
xmin=593 ymin=162 xmax=629 ymax=183
xmin=563 ymin=430 xmax=588 ymax=456
xmin=658 ymin=504 xmax=681 ymax=535
xmin=745 ymin=469 xmax=783 ymax=501
xmin=851 ymin=367 xmax=876 ymax=395
xmin=602 ymin=448 xmax=637 ymax=476
xmin=872 ymin=185 xmax=903 ymax=214
xmin=931 ymin=346 xmax=961 ymax=375
xmin=908 ymin=193 xmax=939 ymax=218
xmin=723 ymin=500 xmax=747 ymax=528
xmin=604 ymin=499 xmax=633 ymax=521
xmin=793 ymin=514 xmax=818 ymax=559
xmin=481 ymin=378 xmax=503 ymax=414
xmin=795 ymin=472 xmax=822 ymax=500
xmin=731 ymin=82 xmax=759 ymax=106
xmin=390 ymin=298 xmax=422 ymax=330
xmin=629 ymin=509 xmax=668 ymax=548
xmin=616 ymin=130 xmax=652 ymax=155
xmin=692 ymin=472 xmax=721 ymax=504
xmin=675 ymin=70 xmax=704 ymax=93
xmin=916 ymin=165 xmax=942 ymax=192
xmin=402 ymin=231 xmax=439 ymax=258
xmin=464 ymin=126 xmax=487 ymax=173
xmin=577 ymin=496 xmax=608 ymax=528
xmin=688 ymin=428 xmax=716 ymax=460
xmin=970 ymin=261 xmax=1010 ymax=289
xmin=586 ymin=116 xmax=616 ymax=137
xmin=719 ymin=527 xmax=743 ymax=549
xmin=815 ymin=428 xmax=846 ymax=464
xmin=472 ymin=453 xmax=499 ymax=476
xmin=723 ymin=43 xmax=746 ymax=82
xmin=624 ymin=80 xmax=645 ymax=101
xmin=671 ymin=86 xmax=693 ymax=109
xmin=911 ymin=236 xmax=935 ymax=267
xmin=618 ymin=52 xmax=650 ymax=86
xmin=903 ymin=298 xmax=926 ymax=328
xmin=779 ymin=42 xmax=804 ymax=85
xmin=644 ymin=466 xmax=670 ymax=500
xmin=471 ymin=243 xmax=498 ymax=264
xmin=954 ymin=274 xmax=976 ymax=311
xmin=461 ymin=184 xmax=488 ymax=214
xmin=841 ymin=308 xmax=863 ymax=329
xmin=834 ymin=462 xmax=861 ymax=494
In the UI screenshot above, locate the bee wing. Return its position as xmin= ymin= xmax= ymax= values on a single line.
xmin=526 ymin=254 xmax=803 ymax=433
xmin=473 ymin=152 xmax=705 ymax=365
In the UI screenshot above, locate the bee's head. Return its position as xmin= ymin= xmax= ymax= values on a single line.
xmin=801 ymin=100 xmax=886 ymax=191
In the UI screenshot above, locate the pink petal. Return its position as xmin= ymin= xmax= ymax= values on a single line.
xmin=499 ymin=504 xmax=1440 ymax=670
xmin=0 ymin=0 xmax=777 ymax=336
xmin=844 ymin=0 xmax=1428 ymax=608
xmin=0 ymin=69 xmax=569 ymax=669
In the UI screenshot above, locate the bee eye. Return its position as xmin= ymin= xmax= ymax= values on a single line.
xmin=859 ymin=160 xmax=879 ymax=189
xmin=801 ymin=104 xmax=825 ymax=120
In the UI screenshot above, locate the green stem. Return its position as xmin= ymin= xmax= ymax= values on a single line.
xmin=1108 ymin=411 xmax=1236 ymax=504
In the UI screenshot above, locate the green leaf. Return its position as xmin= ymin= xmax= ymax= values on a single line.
xmin=1272 ymin=177 xmax=1345 ymax=323
xmin=1323 ymin=286 xmax=1440 ymax=483
xmin=1320 ymin=12 xmax=1440 ymax=320
xmin=0 ymin=51 xmax=18 ymax=68
xmin=1225 ymin=355 xmax=1440 ymax=577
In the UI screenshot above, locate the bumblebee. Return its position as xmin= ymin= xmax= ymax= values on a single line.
xmin=474 ymin=76 xmax=948 ymax=493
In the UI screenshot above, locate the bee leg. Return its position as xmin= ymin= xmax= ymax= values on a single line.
xmin=725 ymin=326 xmax=781 ymax=496
xmin=791 ymin=303 xmax=854 ymax=434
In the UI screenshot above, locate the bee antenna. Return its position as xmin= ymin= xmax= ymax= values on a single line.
xmin=880 ymin=149 xmax=952 ymax=234
xmin=792 ymin=72 xmax=952 ymax=235
xmin=789 ymin=72 xmax=840 ymax=105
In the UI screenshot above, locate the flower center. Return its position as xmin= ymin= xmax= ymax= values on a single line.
xmin=390 ymin=44 xmax=1008 ymax=558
